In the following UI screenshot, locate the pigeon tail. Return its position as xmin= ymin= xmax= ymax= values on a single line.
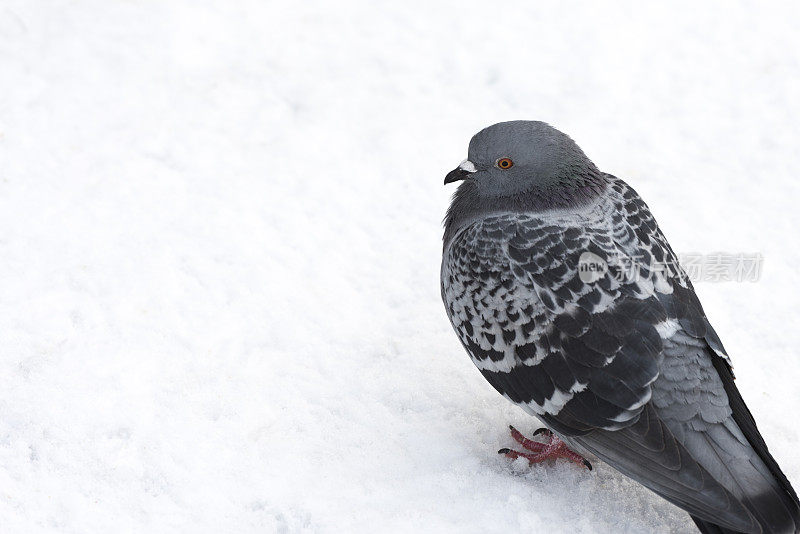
xmin=691 ymin=515 xmax=741 ymax=533
xmin=706 ymin=356 xmax=800 ymax=534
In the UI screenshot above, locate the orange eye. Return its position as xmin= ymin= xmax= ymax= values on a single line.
xmin=496 ymin=157 xmax=514 ymax=169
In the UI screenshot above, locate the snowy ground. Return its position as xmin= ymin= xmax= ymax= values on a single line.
xmin=2 ymin=1 xmax=799 ymax=532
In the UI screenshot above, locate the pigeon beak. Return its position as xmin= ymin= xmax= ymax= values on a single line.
xmin=444 ymin=159 xmax=477 ymax=185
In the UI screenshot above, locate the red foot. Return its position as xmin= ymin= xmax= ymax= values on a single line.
xmin=499 ymin=426 xmax=592 ymax=470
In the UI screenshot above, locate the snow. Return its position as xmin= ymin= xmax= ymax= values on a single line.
xmin=1 ymin=1 xmax=799 ymax=532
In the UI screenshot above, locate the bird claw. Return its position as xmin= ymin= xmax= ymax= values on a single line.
xmin=500 ymin=426 xmax=592 ymax=470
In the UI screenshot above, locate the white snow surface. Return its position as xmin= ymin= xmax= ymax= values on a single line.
xmin=2 ymin=1 xmax=800 ymax=533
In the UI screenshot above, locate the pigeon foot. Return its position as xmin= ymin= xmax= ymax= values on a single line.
xmin=499 ymin=425 xmax=592 ymax=470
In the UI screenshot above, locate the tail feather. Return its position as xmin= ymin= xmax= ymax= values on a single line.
xmin=692 ymin=515 xmax=742 ymax=534
xmin=707 ymin=355 xmax=800 ymax=534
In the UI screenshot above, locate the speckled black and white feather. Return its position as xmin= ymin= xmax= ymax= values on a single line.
xmin=442 ymin=177 xmax=723 ymax=433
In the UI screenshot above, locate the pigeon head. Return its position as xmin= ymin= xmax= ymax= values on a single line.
xmin=443 ymin=121 xmax=607 ymax=241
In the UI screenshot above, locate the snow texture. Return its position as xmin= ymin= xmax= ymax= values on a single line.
xmin=1 ymin=1 xmax=799 ymax=533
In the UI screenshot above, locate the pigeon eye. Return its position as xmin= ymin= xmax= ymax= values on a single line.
xmin=496 ymin=158 xmax=514 ymax=169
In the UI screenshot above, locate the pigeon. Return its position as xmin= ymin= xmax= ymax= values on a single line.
xmin=440 ymin=120 xmax=800 ymax=534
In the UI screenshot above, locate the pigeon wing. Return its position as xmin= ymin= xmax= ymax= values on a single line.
xmin=442 ymin=184 xmax=674 ymax=434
